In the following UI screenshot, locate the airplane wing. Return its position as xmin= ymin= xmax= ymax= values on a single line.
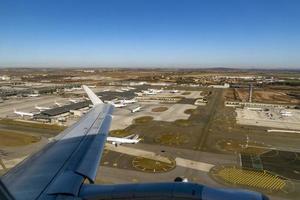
xmin=1 ymin=86 xmax=114 ymax=200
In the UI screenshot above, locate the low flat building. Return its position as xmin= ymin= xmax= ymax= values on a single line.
xmin=208 ymin=83 xmax=230 ymax=88
xmin=34 ymin=100 xmax=91 ymax=123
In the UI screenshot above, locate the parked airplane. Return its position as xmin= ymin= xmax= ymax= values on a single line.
xmin=143 ymin=88 xmax=163 ymax=95
xmin=120 ymin=98 xmax=137 ymax=104
xmin=107 ymin=101 xmax=126 ymax=108
xmin=142 ymin=90 xmax=157 ymax=95
xmin=64 ymin=88 xmax=74 ymax=92
xmin=107 ymin=134 xmax=141 ymax=147
xmin=280 ymin=110 xmax=292 ymax=114
xmin=65 ymin=87 xmax=82 ymax=92
xmin=54 ymin=100 xmax=62 ymax=107
xmin=170 ymin=90 xmax=179 ymax=93
xmin=1 ymin=86 xmax=268 ymax=200
xmin=281 ymin=113 xmax=293 ymax=117
xmin=35 ymin=105 xmax=51 ymax=111
xmin=127 ymin=86 xmax=136 ymax=90
xmin=131 ymin=106 xmax=142 ymax=113
xmin=13 ymin=109 xmax=34 ymax=117
xmin=69 ymin=98 xmax=79 ymax=103
xmin=115 ymin=89 xmax=124 ymax=92
xmin=150 ymin=88 xmax=163 ymax=93
xmin=120 ymin=86 xmax=135 ymax=91
xmin=28 ymin=94 xmax=40 ymax=97
xmin=120 ymin=87 xmax=130 ymax=91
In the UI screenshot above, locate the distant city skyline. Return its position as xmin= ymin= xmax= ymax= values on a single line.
xmin=0 ymin=0 xmax=300 ymax=69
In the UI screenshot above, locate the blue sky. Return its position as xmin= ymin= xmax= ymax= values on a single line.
xmin=0 ymin=0 xmax=300 ymax=68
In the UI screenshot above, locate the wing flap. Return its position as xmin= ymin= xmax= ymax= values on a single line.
xmin=75 ymin=114 xmax=112 ymax=183
xmin=47 ymin=171 xmax=82 ymax=196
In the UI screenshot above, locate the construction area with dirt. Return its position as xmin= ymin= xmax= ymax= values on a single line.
xmin=225 ymin=88 xmax=300 ymax=104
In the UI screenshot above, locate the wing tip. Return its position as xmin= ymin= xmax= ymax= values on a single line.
xmin=82 ymin=85 xmax=103 ymax=105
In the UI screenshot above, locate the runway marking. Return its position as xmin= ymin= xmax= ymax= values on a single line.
xmin=214 ymin=167 xmax=286 ymax=191
xmin=106 ymin=144 xmax=215 ymax=172
xmin=267 ymin=129 xmax=300 ymax=134
xmin=175 ymin=157 xmax=214 ymax=172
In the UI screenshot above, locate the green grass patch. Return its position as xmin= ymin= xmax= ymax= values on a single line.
xmin=181 ymin=92 xmax=191 ymax=95
xmin=0 ymin=131 xmax=40 ymax=147
xmin=174 ymin=119 xmax=191 ymax=126
xmin=151 ymin=107 xmax=168 ymax=112
xmin=134 ymin=116 xmax=153 ymax=124
xmin=155 ymin=133 xmax=189 ymax=146
xmin=109 ymin=129 xmax=131 ymax=137
xmin=132 ymin=157 xmax=175 ymax=173
xmin=0 ymin=119 xmax=65 ymax=131
xmin=184 ymin=109 xmax=196 ymax=114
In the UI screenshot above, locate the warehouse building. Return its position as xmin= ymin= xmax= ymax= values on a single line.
xmin=34 ymin=100 xmax=91 ymax=123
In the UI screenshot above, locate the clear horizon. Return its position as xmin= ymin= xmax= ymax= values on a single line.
xmin=1 ymin=0 xmax=300 ymax=69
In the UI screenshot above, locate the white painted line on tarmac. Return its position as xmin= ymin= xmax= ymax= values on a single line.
xmin=267 ymin=129 xmax=300 ymax=133
xmin=175 ymin=157 xmax=214 ymax=172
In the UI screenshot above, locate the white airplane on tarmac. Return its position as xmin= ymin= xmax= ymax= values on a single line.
xmin=106 ymin=101 xmax=126 ymax=108
xmin=142 ymin=90 xmax=157 ymax=95
xmin=107 ymin=134 xmax=141 ymax=147
xmin=69 ymin=98 xmax=79 ymax=103
xmin=28 ymin=94 xmax=40 ymax=97
xmin=14 ymin=109 xmax=34 ymax=117
xmin=150 ymin=88 xmax=163 ymax=93
xmin=120 ymin=87 xmax=130 ymax=91
xmin=54 ymin=100 xmax=62 ymax=107
xmin=35 ymin=105 xmax=51 ymax=111
xmin=142 ymin=88 xmax=163 ymax=95
xmin=120 ymin=98 xmax=137 ymax=104
xmin=72 ymin=87 xmax=82 ymax=90
xmin=131 ymin=106 xmax=142 ymax=113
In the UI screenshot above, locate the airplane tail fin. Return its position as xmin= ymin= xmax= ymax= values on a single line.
xmin=82 ymin=85 xmax=103 ymax=105
xmin=124 ymin=134 xmax=140 ymax=140
xmin=132 ymin=134 xmax=139 ymax=140
xmin=124 ymin=134 xmax=135 ymax=139
xmin=55 ymin=100 xmax=61 ymax=106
